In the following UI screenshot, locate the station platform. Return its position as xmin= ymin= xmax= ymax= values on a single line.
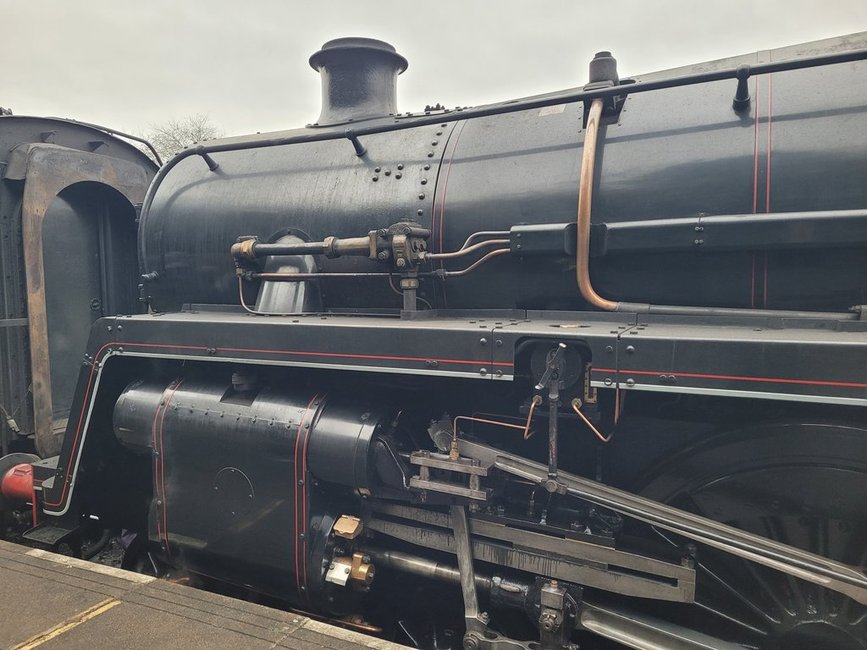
xmin=0 ymin=540 xmax=406 ymax=649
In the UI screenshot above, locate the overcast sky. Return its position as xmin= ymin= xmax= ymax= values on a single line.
xmin=3 ymin=0 xmax=866 ymax=138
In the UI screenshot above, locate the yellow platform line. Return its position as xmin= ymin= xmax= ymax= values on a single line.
xmin=11 ymin=598 xmax=121 ymax=649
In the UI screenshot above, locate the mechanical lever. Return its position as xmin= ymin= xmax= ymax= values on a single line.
xmin=536 ymin=343 xmax=567 ymax=490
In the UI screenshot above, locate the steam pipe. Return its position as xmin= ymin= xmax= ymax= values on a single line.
xmin=576 ymin=99 xmax=618 ymax=311
xmin=424 ymin=239 xmax=509 ymax=261
xmin=248 ymin=249 xmax=510 ymax=281
xmin=575 ymin=99 xmax=858 ymax=320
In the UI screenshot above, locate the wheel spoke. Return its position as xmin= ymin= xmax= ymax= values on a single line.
xmin=693 ymin=598 xmax=769 ymax=638
xmin=651 ymin=526 xmax=776 ymax=634
xmin=739 ymin=557 xmax=795 ymax=619
xmin=697 ymin=558 xmax=780 ymax=625
xmin=815 ymin=516 xmax=830 ymax=619
xmin=636 ymin=424 xmax=867 ymax=650
xmin=839 ymin=539 xmax=867 ymax=621
xmin=763 ymin=515 xmax=809 ymax=614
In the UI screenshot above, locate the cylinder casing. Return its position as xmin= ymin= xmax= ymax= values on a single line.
xmin=113 ymin=377 xmax=385 ymax=601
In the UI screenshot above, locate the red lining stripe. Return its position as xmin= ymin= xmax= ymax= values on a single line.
xmin=592 ymin=367 xmax=867 ymax=389
xmin=763 ymin=72 xmax=773 ymax=308
xmin=293 ymin=394 xmax=318 ymax=596
xmin=300 ymin=394 xmax=324 ymax=597
xmin=434 ymin=119 xmax=469 ymax=308
xmin=436 ymin=120 xmax=469 ymax=257
xmin=765 ymin=74 xmax=773 ymax=215
xmin=751 ymin=73 xmax=761 ymax=215
xmin=157 ymin=380 xmax=183 ymax=550
xmin=149 ymin=379 xmax=182 ymax=547
xmin=113 ymin=341 xmax=508 ymax=368
xmin=43 ymin=343 xmax=113 ymax=507
xmin=150 ymin=387 xmax=168 ymax=541
xmin=749 ymin=73 xmax=760 ymax=305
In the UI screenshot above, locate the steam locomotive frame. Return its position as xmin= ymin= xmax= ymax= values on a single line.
xmin=4 ymin=33 xmax=867 ymax=650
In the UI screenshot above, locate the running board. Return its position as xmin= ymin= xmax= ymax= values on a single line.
xmin=459 ymin=439 xmax=867 ymax=606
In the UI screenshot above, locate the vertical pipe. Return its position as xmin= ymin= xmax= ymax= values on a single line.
xmin=576 ymin=99 xmax=619 ymax=311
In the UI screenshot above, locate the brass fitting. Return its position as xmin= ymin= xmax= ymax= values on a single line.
xmin=333 ymin=514 xmax=363 ymax=540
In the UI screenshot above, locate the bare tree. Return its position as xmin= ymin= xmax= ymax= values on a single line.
xmin=143 ymin=113 xmax=222 ymax=163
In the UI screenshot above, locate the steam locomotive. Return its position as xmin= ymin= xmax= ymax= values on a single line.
xmin=2 ymin=32 xmax=867 ymax=650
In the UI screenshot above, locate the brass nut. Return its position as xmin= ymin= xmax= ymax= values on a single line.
xmin=351 ymin=552 xmax=375 ymax=584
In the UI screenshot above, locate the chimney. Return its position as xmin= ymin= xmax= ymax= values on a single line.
xmin=309 ymin=37 xmax=408 ymax=125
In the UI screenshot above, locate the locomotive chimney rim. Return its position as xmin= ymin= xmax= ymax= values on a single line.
xmin=309 ymin=37 xmax=408 ymax=126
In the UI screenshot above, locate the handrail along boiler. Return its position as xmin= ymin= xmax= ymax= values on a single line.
xmin=3 ymin=34 xmax=867 ymax=650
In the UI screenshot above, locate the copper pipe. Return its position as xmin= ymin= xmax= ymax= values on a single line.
xmin=238 ymin=277 xmax=317 ymax=317
xmin=571 ymin=398 xmax=613 ymax=443
xmin=444 ymin=248 xmax=510 ymax=277
xmin=425 ymin=239 xmax=509 ymax=261
xmin=452 ymin=415 xmax=528 ymax=442
xmin=459 ymin=230 xmax=509 ymax=250
xmin=523 ymin=395 xmax=543 ymax=440
xmin=576 ymin=98 xmax=619 ymax=311
xmin=575 ymin=98 xmax=856 ymax=319
xmin=450 ymin=397 xmax=542 ymax=447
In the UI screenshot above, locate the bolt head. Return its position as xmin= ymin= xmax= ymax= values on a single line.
xmin=463 ymin=635 xmax=480 ymax=650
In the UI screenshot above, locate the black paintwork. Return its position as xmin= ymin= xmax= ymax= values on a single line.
xmin=111 ymin=375 xmax=381 ymax=605
xmin=38 ymin=303 xmax=867 ymax=517
xmin=140 ymin=35 xmax=867 ymax=313
xmin=19 ymin=34 xmax=867 ymax=647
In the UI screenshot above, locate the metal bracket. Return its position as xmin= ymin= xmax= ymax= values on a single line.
xmin=409 ymin=451 xmax=491 ymax=502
